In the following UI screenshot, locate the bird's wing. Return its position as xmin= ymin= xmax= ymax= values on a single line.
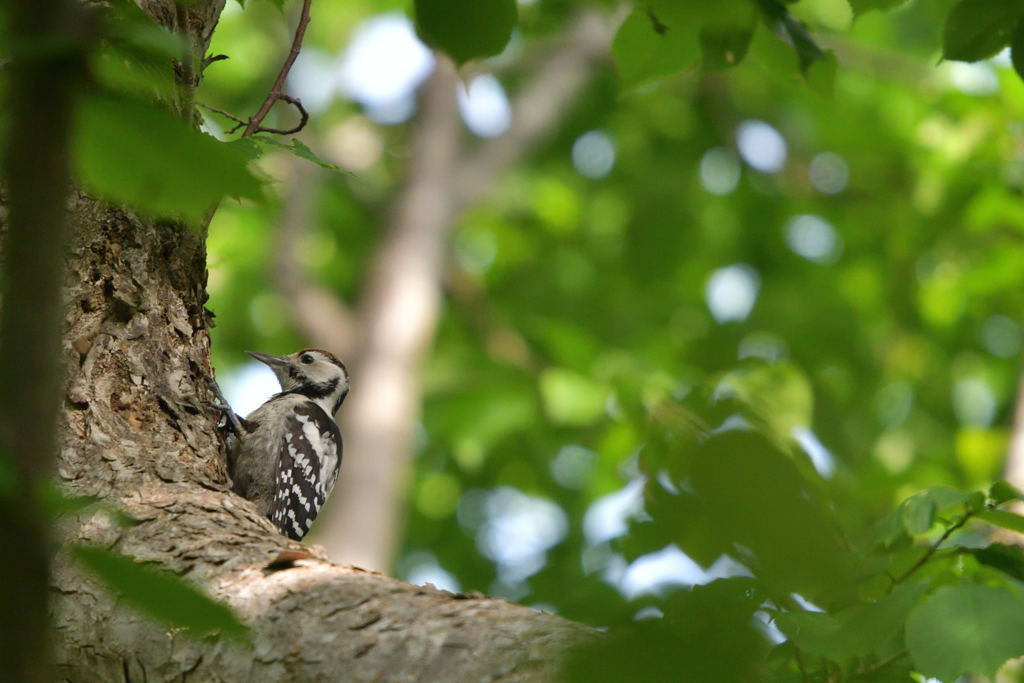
xmin=268 ymin=401 xmax=342 ymax=540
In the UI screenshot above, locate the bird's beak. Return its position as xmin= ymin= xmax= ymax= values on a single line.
xmin=245 ymin=350 xmax=288 ymax=368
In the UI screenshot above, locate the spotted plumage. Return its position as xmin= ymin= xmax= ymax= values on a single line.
xmin=228 ymin=349 xmax=349 ymax=540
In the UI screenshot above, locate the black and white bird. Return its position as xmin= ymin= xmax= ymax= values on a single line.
xmin=227 ymin=348 xmax=349 ymax=541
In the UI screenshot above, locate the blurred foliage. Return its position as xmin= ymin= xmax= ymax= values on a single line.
xmin=6 ymin=0 xmax=1024 ymax=677
xmin=200 ymin=0 xmax=1024 ymax=678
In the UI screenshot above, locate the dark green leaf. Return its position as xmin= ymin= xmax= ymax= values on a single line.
xmin=758 ymin=0 xmax=826 ymax=73
xmin=72 ymin=545 xmax=248 ymax=638
xmin=686 ymin=431 xmax=856 ymax=601
xmin=773 ymin=582 xmax=926 ymax=663
xmin=612 ymin=10 xmax=700 ymax=86
xmin=970 ymin=543 xmax=1024 ymax=582
xmin=978 ymin=508 xmax=1024 ymax=534
xmin=74 ymin=94 xmax=263 ymax=222
xmin=564 ymin=578 xmax=768 ymax=683
xmin=942 ymin=0 xmax=1023 ymax=61
xmin=414 ymin=0 xmax=516 ymax=65
xmin=1011 ymin=20 xmax=1024 ymax=85
xmin=900 ymin=493 xmax=936 ymax=535
xmin=906 ymin=584 xmax=1024 ymax=681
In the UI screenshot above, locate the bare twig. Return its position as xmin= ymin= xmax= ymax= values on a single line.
xmin=249 ymin=94 xmax=309 ymax=135
xmin=241 ymin=0 xmax=312 ymax=138
xmin=197 ymin=102 xmax=247 ymax=127
xmin=198 ymin=0 xmax=312 ymax=137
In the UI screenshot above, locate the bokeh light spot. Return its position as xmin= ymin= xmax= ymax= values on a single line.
xmin=736 ymin=120 xmax=787 ymax=173
xmin=706 ymin=264 xmax=761 ymax=323
xmin=699 ymin=147 xmax=741 ymax=195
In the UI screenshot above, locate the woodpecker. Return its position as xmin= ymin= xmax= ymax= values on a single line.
xmin=228 ymin=348 xmax=349 ymax=541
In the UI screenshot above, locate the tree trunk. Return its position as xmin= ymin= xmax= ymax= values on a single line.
xmin=43 ymin=1 xmax=592 ymax=679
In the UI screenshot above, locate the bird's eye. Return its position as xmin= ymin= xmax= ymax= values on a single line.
xmin=300 ymin=354 xmax=314 ymax=364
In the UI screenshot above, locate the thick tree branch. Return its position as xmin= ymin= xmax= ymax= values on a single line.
xmin=996 ymin=371 xmax=1024 ymax=545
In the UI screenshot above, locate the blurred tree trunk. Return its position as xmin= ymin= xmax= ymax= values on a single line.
xmin=20 ymin=1 xmax=592 ymax=679
xmin=278 ymin=15 xmax=612 ymax=571
xmin=997 ymin=371 xmax=1024 ymax=544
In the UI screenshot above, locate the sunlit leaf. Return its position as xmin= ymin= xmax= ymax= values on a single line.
xmin=72 ymin=545 xmax=248 ymax=639
xmin=978 ymin=508 xmax=1024 ymax=534
xmin=612 ymin=10 xmax=700 ymax=86
xmin=74 ymin=93 xmax=263 ymax=222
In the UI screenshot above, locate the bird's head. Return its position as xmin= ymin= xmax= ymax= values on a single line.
xmin=246 ymin=348 xmax=350 ymax=415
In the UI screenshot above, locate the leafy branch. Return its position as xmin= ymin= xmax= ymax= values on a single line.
xmin=892 ymin=509 xmax=975 ymax=585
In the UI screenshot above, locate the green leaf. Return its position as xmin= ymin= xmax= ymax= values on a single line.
xmin=942 ymin=0 xmax=1023 ymax=62
xmin=414 ymin=0 xmax=516 ymax=65
xmin=806 ymin=49 xmax=837 ymax=96
xmin=700 ymin=12 xmax=757 ymax=71
xmin=758 ymin=0 xmax=826 ymax=73
xmin=1011 ymin=19 xmax=1024 ymax=83
xmin=990 ymin=479 xmax=1024 ymax=504
xmin=970 ymin=543 xmax=1024 ymax=582
xmin=906 ymin=584 xmax=1024 ymax=681
xmin=848 ymin=0 xmax=910 ymax=17
xmin=38 ymin=487 xmax=98 ymax=517
xmin=774 ymin=582 xmax=927 ymax=663
xmin=978 ymin=508 xmax=1024 ymax=534
xmin=612 ymin=10 xmax=700 ymax=86
xmin=713 ymin=361 xmax=814 ymax=442
xmin=92 ymin=0 xmax=183 ymax=103
xmin=900 ymin=492 xmax=936 ymax=535
xmin=72 ymin=545 xmax=248 ymax=638
xmin=252 ymin=136 xmax=347 ymax=173
xmin=686 ymin=431 xmax=856 ymax=601
xmin=74 ymin=94 xmax=263 ymax=222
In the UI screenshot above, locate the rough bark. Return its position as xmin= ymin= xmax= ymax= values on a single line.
xmin=41 ymin=2 xmax=593 ymax=679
